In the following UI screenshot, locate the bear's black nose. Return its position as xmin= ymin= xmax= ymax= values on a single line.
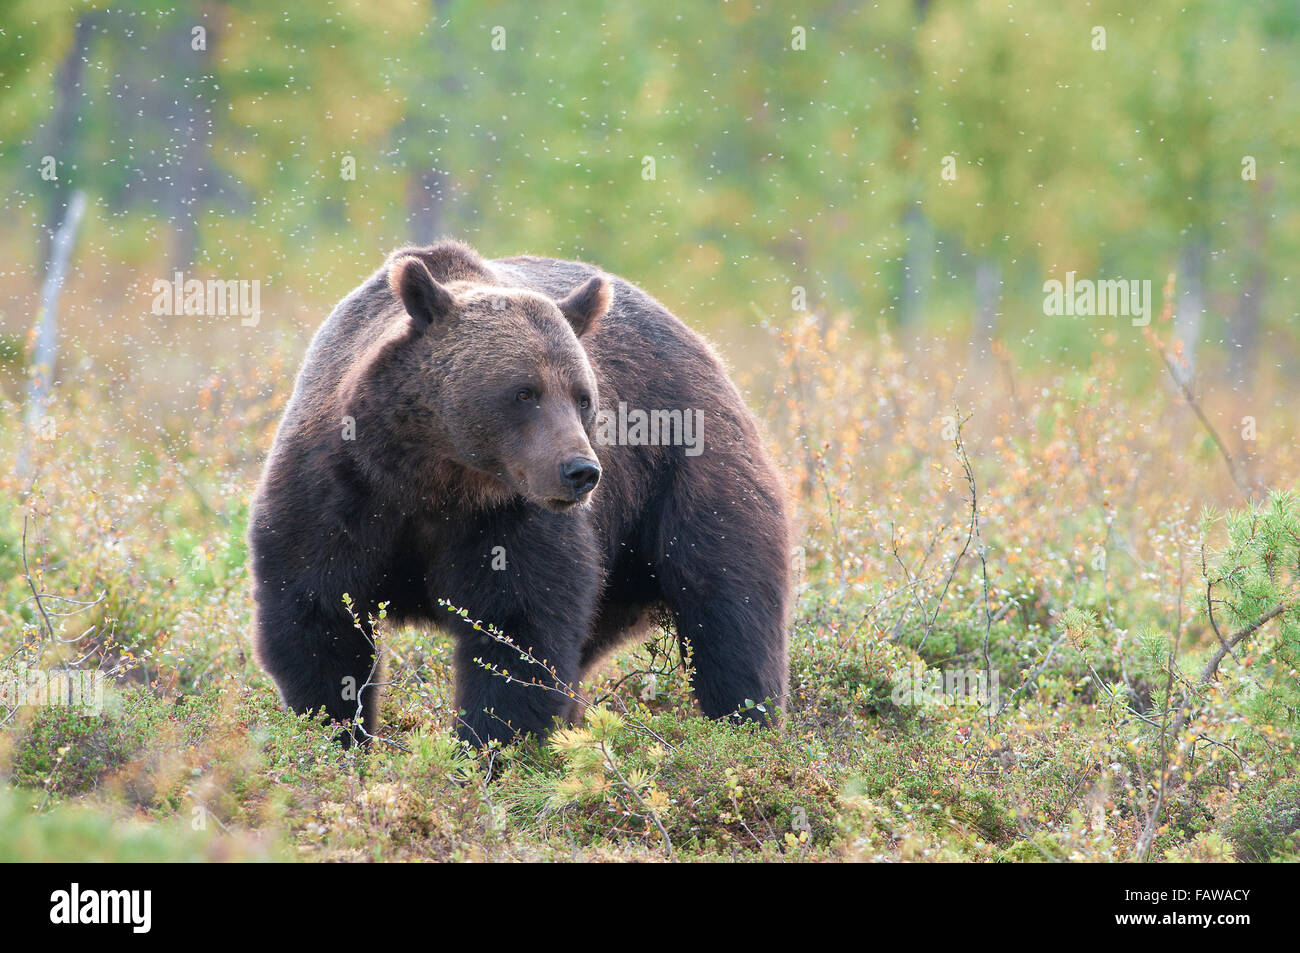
xmin=560 ymin=458 xmax=601 ymax=498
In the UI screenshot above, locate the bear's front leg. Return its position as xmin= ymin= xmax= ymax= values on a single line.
xmin=253 ymin=594 xmax=383 ymax=748
xmin=657 ymin=464 xmax=791 ymax=726
xmin=442 ymin=509 xmax=602 ymax=748
xmin=451 ymin=614 xmax=584 ymax=748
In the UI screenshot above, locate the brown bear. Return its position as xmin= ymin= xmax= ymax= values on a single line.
xmin=249 ymin=240 xmax=790 ymax=747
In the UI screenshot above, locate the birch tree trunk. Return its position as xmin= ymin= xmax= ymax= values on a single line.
xmin=1172 ymin=235 xmax=1209 ymax=388
xmin=969 ymin=258 xmax=1002 ymax=375
xmin=19 ymin=190 xmax=88 ymax=479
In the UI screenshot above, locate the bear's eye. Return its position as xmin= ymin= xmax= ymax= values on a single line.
xmin=516 ymin=387 xmax=536 ymax=403
xmin=578 ymin=394 xmax=591 ymax=411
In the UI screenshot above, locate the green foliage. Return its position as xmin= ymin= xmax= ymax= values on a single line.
xmin=4 ymin=1 xmax=1300 ymax=369
xmin=1202 ymin=491 xmax=1300 ymax=733
xmin=7 ymin=697 xmax=150 ymax=797
xmin=1222 ymin=779 xmax=1300 ymax=862
xmin=0 ymin=785 xmax=278 ymax=862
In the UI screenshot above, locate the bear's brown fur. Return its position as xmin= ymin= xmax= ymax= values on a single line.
xmin=250 ymin=240 xmax=790 ymax=746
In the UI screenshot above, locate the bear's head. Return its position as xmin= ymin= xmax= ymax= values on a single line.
xmin=341 ymin=255 xmax=611 ymax=512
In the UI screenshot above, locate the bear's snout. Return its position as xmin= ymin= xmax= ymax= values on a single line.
xmin=559 ymin=457 xmax=601 ymax=499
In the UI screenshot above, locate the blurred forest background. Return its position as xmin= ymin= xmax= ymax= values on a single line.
xmin=2 ymin=0 xmax=1298 ymax=411
xmin=1 ymin=1 xmax=1299 ymax=863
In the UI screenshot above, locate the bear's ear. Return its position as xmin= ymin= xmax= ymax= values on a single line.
xmin=389 ymin=256 xmax=455 ymax=331
xmin=556 ymin=275 xmax=610 ymax=338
